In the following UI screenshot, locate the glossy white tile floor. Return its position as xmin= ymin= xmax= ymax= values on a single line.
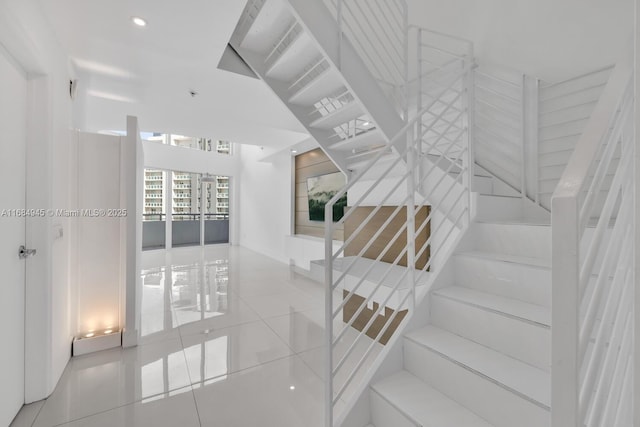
xmin=12 ymin=246 xmax=380 ymax=427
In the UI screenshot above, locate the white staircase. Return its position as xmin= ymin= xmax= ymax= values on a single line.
xmin=229 ymin=0 xmax=405 ymax=174
xmin=369 ymin=217 xmax=552 ymax=427
xmin=226 ymin=1 xmax=634 ymax=426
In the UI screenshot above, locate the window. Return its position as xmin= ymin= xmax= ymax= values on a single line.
xmin=141 ymin=132 xmax=233 ymax=155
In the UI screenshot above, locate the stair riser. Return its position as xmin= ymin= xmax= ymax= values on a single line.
xmin=404 ymin=339 xmax=550 ymax=427
xmin=472 ymin=175 xmax=493 ymax=194
xmin=370 ymin=390 xmax=417 ymax=427
xmin=491 ymin=179 xmax=521 ymax=197
xmin=475 ymin=195 xmax=523 ymax=222
xmin=454 ymin=255 xmax=551 ymax=307
xmin=471 ymin=222 xmax=551 ymax=260
xmin=430 ymin=295 xmax=550 ymax=371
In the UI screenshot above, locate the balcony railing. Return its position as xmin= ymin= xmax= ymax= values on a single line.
xmin=170 ymin=213 xmax=230 ymax=221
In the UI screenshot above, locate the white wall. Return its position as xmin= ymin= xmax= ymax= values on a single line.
xmin=0 ymin=0 xmax=77 ymax=403
xmin=238 ymin=145 xmax=293 ymax=264
xmin=75 ymin=132 xmax=124 ymax=336
xmin=407 ymin=0 xmax=633 ymax=82
xmin=238 ymin=145 xmax=347 ymax=270
xmin=143 ymin=141 xmax=241 ymax=177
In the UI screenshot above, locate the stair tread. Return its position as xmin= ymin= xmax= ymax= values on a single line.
xmin=372 ymin=370 xmax=495 ymax=427
xmin=456 ymin=251 xmax=550 ymax=269
xmin=405 ymin=325 xmax=550 ymax=409
xmin=329 ymin=128 xmax=385 ymax=151
xmin=289 ymin=67 xmax=343 ymax=105
xmin=309 ymin=101 xmax=363 ymax=129
xmin=265 ymin=30 xmax=317 ymax=81
xmin=475 ymin=218 xmax=551 ymax=226
xmin=432 ymin=286 xmax=550 ymax=327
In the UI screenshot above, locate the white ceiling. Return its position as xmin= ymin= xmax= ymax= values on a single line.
xmin=406 ymin=0 xmax=633 ymax=83
xmin=38 ymin=0 xmax=309 ymax=148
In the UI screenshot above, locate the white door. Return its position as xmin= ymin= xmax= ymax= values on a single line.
xmin=0 ymin=47 xmax=28 ymax=426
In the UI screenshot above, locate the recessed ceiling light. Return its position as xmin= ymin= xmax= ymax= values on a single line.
xmin=362 ymin=121 xmax=371 ymax=126
xmin=132 ymin=16 xmax=147 ymax=27
xmin=291 ymin=149 xmax=297 ymax=154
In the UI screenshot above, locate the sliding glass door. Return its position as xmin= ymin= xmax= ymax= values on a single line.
xmin=204 ymin=176 xmax=230 ymax=245
xmin=143 ymin=169 xmax=166 ymax=249
xmin=172 ymin=171 xmax=201 ymax=247
xmin=142 ymin=169 xmax=230 ymax=250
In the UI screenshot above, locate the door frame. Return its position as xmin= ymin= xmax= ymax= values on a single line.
xmin=0 ymin=3 xmax=68 ymax=403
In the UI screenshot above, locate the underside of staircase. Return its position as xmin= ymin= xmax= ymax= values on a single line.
xmin=229 ymin=0 xmax=404 ymax=176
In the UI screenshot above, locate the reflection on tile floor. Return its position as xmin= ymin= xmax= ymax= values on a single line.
xmin=15 ymin=246 xmax=382 ymax=427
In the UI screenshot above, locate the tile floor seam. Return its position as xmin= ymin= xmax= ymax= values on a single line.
xmin=26 ymin=401 xmax=46 ymax=427
xmin=44 ymin=386 xmax=194 ymax=427
xmin=261 ymin=313 xmax=299 ymax=355
xmin=186 ymin=353 xmax=296 ymax=387
xmin=190 ymin=389 xmax=203 ymax=427
xmin=26 ymin=247 xmax=330 ymax=427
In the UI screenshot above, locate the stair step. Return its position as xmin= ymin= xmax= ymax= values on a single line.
xmin=328 ymin=128 xmax=385 ymax=151
xmin=265 ymin=29 xmax=318 ymax=81
xmin=404 ymin=326 xmax=550 ymax=427
xmin=238 ymin=0 xmax=292 ymax=53
xmin=345 ymin=145 xmax=389 ymax=161
xmin=472 ymin=175 xmax=493 ymax=194
xmin=345 ymin=147 xmax=394 ymax=171
xmin=456 ymin=251 xmax=550 ymax=269
xmin=371 ymin=371 xmax=495 ymax=427
xmin=309 ymin=101 xmax=364 ymax=129
xmin=453 ymin=252 xmax=551 ymax=307
xmin=431 ymin=286 xmax=550 ymax=371
xmin=475 ymin=194 xmax=524 ymax=222
xmin=406 ymin=325 xmax=550 ymax=407
xmin=471 ymin=222 xmax=551 ymax=261
xmin=433 ymin=286 xmax=550 ymax=327
xmin=289 ymin=67 xmax=344 ymax=106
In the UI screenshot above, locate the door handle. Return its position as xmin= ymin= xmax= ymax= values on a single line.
xmin=18 ymin=245 xmax=36 ymax=259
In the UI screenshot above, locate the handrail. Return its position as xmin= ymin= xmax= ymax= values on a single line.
xmin=550 ymin=56 xmax=633 ymax=427
xmin=540 ymin=64 xmax=614 ymax=89
xmin=551 ymin=62 xmax=631 ymax=202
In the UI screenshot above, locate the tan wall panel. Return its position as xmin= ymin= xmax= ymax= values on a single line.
xmin=295 ymin=149 xmax=333 ymax=169
xmin=294 ymin=148 xmax=344 ymax=241
xmin=344 ymin=206 xmax=430 ymax=269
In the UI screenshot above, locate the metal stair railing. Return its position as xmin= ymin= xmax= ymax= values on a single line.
xmin=323 ymin=0 xmax=409 ymax=118
xmin=551 ymin=61 xmax=634 ymax=427
xmin=323 ymin=21 xmax=474 ymax=422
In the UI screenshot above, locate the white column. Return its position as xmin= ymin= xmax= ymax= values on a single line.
xmin=200 ymin=178 xmax=205 ymax=246
xmin=523 ymin=75 xmax=540 ymax=203
xmin=634 ymin=0 xmax=640 ymax=423
xmin=165 ymin=171 xmax=172 ymax=249
xmin=122 ymin=116 xmax=143 ymax=348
